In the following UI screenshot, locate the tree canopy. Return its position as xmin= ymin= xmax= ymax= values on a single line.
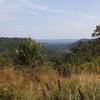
xmin=13 ymin=38 xmax=45 ymax=66
xmin=92 ymin=25 xmax=100 ymax=38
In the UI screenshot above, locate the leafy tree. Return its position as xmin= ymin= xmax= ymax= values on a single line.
xmin=13 ymin=38 xmax=45 ymax=66
xmin=92 ymin=25 xmax=100 ymax=37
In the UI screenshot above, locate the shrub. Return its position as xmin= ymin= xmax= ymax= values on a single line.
xmin=13 ymin=38 xmax=45 ymax=66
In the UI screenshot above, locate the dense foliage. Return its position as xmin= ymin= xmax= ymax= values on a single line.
xmin=0 ymin=37 xmax=23 ymax=52
xmin=66 ymin=38 xmax=100 ymax=64
xmin=13 ymin=38 xmax=46 ymax=66
xmin=0 ymin=26 xmax=100 ymax=73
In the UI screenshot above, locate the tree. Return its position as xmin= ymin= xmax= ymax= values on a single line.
xmin=92 ymin=25 xmax=100 ymax=38
xmin=13 ymin=38 xmax=45 ymax=66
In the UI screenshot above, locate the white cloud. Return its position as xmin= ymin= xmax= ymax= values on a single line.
xmin=29 ymin=11 xmax=38 ymax=15
xmin=0 ymin=0 xmax=100 ymax=39
xmin=18 ymin=0 xmax=32 ymax=4
xmin=50 ymin=9 xmax=100 ymax=21
xmin=75 ymin=12 xmax=99 ymax=20
xmin=17 ymin=0 xmax=48 ymax=11
xmin=0 ymin=0 xmax=48 ymax=21
xmin=50 ymin=9 xmax=67 ymax=14
xmin=50 ymin=16 xmax=63 ymax=20
xmin=31 ymin=4 xmax=48 ymax=11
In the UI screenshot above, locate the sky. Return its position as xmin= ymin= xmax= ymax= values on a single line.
xmin=0 ymin=0 xmax=100 ymax=39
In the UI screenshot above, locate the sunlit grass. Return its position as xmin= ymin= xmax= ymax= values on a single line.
xmin=0 ymin=67 xmax=99 ymax=100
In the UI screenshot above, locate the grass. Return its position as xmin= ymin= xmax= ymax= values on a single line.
xmin=0 ymin=66 xmax=99 ymax=100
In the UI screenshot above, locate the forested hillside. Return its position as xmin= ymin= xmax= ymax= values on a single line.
xmin=0 ymin=37 xmax=25 ymax=52
xmin=0 ymin=37 xmax=100 ymax=67
xmin=65 ymin=38 xmax=100 ymax=63
xmin=0 ymin=38 xmax=77 ymax=54
xmin=64 ymin=26 xmax=100 ymax=66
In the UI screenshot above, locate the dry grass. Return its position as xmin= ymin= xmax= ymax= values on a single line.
xmin=0 ymin=66 xmax=99 ymax=100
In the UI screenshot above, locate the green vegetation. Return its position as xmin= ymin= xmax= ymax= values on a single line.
xmin=13 ymin=38 xmax=45 ymax=66
xmin=0 ymin=67 xmax=99 ymax=100
xmin=0 ymin=26 xmax=99 ymax=99
xmin=92 ymin=25 xmax=100 ymax=37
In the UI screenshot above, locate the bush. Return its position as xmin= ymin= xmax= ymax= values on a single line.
xmin=13 ymin=38 xmax=45 ymax=66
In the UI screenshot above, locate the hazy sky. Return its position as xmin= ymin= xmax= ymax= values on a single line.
xmin=0 ymin=0 xmax=100 ymax=39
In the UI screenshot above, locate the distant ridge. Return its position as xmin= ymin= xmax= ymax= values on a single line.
xmin=36 ymin=39 xmax=78 ymax=44
xmin=67 ymin=39 xmax=90 ymax=48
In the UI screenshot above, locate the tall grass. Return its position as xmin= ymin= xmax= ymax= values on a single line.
xmin=0 ymin=67 xmax=99 ymax=100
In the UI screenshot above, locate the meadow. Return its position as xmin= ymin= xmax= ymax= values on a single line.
xmin=0 ymin=65 xmax=99 ymax=100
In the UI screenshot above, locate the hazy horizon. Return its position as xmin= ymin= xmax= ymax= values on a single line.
xmin=0 ymin=36 xmax=92 ymax=40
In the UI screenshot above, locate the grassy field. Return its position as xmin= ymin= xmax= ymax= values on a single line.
xmin=0 ymin=66 xmax=99 ymax=100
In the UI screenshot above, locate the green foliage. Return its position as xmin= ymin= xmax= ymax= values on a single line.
xmin=65 ymin=39 xmax=100 ymax=63
xmin=92 ymin=25 xmax=100 ymax=37
xmin=0 ymin=36 xmax=99 ymax=73
xmin=0 ymin=37 xmax=23 ymax=53
xmin=13 ymin=38 xmax=45 ymax=66
xmin=0 ymin=85 xmax=15 ymax=100
xmin=0 ymin=53 xmax=12 ymax=66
